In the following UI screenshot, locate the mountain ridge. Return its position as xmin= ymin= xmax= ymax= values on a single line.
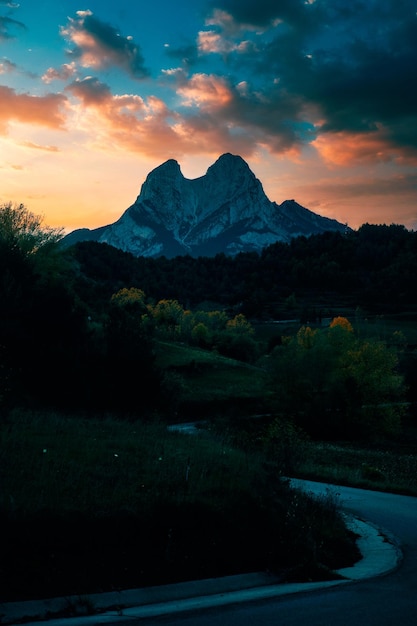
xmin=62 ymin=153 xmax=348 ymax=257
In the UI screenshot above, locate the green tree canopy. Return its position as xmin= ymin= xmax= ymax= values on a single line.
xmin=269 ymin=319 xmax=405 ymax=440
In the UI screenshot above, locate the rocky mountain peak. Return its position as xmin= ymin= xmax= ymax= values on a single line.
xmin=62 ymin=154 xmax=348 ymax=258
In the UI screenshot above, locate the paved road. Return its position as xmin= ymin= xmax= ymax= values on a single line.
xmin=132 ymin=480 xmax=417 ymax=626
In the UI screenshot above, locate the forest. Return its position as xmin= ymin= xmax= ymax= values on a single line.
xmin=69 ymin=221 xmax=417 ymax=319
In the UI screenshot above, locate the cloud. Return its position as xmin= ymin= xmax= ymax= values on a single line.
xmin=0 ymin=14 xmax=25 ymax=40
xmin=42 ymin=62 xmax=77 ymax=84
xmin=65 ymin=76 xmax=247 ymax=158
xmin=66 ymin=76 xmax=115 ymax=105
xmin=164 ymin=43 xmax=200 ymax=68
xmin=177 ymin=73 xmax=234 ymax=108
xmin=197 ymin=28 xmax=255 ymax=55
xmin=174 ymin=70 xmax=315 ymax=155
xmin=313 ymin=127 xmax=417 ymax=167
xmin=56 ymin=0 xmax=417 ymax=171
xmin=66 ymin=77 xmax=186 ymax=156
xmin=62 ymin=69 xmax=313 ymax=162
xmin=199 ymin=0 xmax=417 ymax=165
xmin=207 ymin=0 xmax=313 ymax=32
xmin=0 ymin=56 xmax=16 ymax=73
xmin=21 ymin=141 xmax=60 ymax=152
xmin=0 ymin=86 xmax=67 ymax=133
xmin=60 ymin=10 xmax=150 ymax=79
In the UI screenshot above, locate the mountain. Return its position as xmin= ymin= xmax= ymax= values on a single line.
xmin=62 ymin=153 xmax=348 ymax=258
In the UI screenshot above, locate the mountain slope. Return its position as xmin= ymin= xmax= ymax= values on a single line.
xmin=62 ymin=153 xmax=347 ymax=257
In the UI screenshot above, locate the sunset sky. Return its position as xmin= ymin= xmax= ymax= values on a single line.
xmin=1 ymin=0 xmax=416 ymax=234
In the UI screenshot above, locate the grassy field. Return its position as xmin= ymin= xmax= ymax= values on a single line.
xmin=155 ymin=341 xmax=273 ymax=419
xmin=0 ymin=409 xmax=359 ymax=602
xmin=295 ymin=440 xmax=417 ymax=496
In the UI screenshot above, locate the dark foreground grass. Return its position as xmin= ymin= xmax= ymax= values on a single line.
xmin=296 ymin=440 xmax=417 ymax=496
xmin=0 ymin=409 xmax=359 ymax=602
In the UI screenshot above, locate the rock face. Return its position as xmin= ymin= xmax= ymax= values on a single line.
xmin=63 ymin=153 xmax=347 ymax=257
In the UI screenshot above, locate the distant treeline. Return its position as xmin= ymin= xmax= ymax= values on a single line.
xmin=70 ymin=223 xmax=417 ymax=318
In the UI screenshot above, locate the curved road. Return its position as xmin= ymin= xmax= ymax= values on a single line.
xmin=134 ymin=480 xmax=417 ymax=626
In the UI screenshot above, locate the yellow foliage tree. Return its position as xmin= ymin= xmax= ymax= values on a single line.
xmin=330 ymin=316 xmax=354 ymax=332
xmin=111 ymin=287 xmax=146 ymax=308
xmin=226 ymin=313 xmax=254 ymax=334
xmin=296 ymin=325 xmax=317 ymax=349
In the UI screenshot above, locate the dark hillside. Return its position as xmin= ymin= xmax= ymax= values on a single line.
xmin=68 ymin=224 xmax=417 ymax=319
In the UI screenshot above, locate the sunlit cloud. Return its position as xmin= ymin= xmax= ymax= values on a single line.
xmin=197 ymin=29 xmax=254 ymax=55
xmin=66 ymin=77 xmax=183 ymax=156
xmin=60 ymin=10 xmax=150 ymax=79
xmin=64 ymin=76 xmax=257 ymax=159
xmin=21 ymin=140 xmax=60 ymax=152
xmin=313 ymin=129 xmax=417 ymax=167
xmin=198 ymin=8 xmax=260 ymax=56
xmin=0 ymin=86 xmax=67 ymax=133
xmin=42 ymin=62 xmax=77 ymax=84
xmin=177 ymin=73 xmax=233 ymax=109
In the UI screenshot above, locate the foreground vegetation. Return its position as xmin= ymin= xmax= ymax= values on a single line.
xmin=1 ymin=410 xmax=360 ymax=601
xmin=1 ymin=202 xmax=416 ymax=601
xmin=296 ymin=441 xmax=417 ymax=496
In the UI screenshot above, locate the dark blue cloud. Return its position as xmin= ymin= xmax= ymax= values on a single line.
xmin=0 ymin=14 xmax=25 ymax=41
xmin=204 ymin=0 xmax=417 ymax=157
xmin=62 ymin=11 xmax=150 ymax=80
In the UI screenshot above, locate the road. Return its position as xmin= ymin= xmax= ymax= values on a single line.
xmin=131 ymin=480 xmax=417 ymax=626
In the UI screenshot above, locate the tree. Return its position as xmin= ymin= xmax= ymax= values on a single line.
xmin=340 ymin=339 xmax=405 ymax=438
xmin=226 ymin=313 xmax=254 ymax=335
xmin=0 ymin=202 xmax=62 ymax=255
xmin=191 ymin=322 xmax=210 ymax=347
xmin=269 ymin=319 xmax=405 ymax=440
xmin=110 ymin=287 xmax=147 ymax=310
xmin=105 ymin=288 xmax=158 ymax=412
xmin=151 ymin=299 xmax=185 ymax=338
xmin=330 ymin=316 xmax=354 ymax=333
xmin=0 ymin=203 xmax=89 ymax=409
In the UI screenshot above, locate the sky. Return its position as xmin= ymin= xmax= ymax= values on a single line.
xmin=0 ymin=0 xmax=416 ymax=234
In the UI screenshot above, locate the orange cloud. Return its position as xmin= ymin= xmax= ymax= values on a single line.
xmin=65 ymin=78 xmax=243 ymax=159
xmin=64 ymin=74 xmax=301 ymax=162
xmin=0 ymin=86 xmax=67 ymax=133
xmin=21 ymin=141 xmax=60 ymax=152
xmin=313 ymin=128 xmax=417 ymax=167
xmin=42 ymin=62 xmax=77 ymax=84
xmin=177 ymin=73 xmax=233 ymax=109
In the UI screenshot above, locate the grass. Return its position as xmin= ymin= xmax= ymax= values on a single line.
xmin=0 ymin=409 xmax=260 ymax=516
xmin=295 ymin=440 xmax=417 ymax=496
xmin=0 ymin=409 xmax=359 ymax=602
xmin=155 ymin=341 xmax=272 ymax=409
